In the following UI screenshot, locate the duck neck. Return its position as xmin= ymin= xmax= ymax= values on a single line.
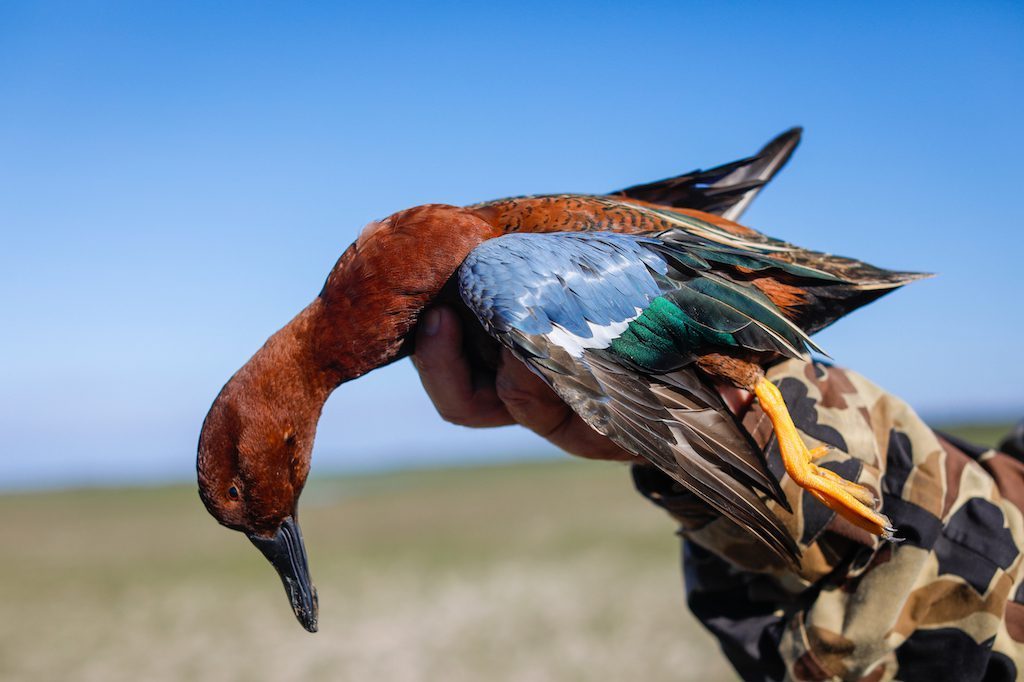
xmin=305 ymin=288 xmax=415 ymax=391
xmin=289 ymin=204 xmax=501 ymax=393
xmin=225 ymin=303 xmax=335 ymax=443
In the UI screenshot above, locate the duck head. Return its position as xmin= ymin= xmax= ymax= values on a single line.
xmin=196 ymin=204 xmax=499 ymax=631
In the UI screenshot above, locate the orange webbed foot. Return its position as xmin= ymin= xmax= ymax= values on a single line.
xmin=754 ymin=378 xmax=896 ymax=539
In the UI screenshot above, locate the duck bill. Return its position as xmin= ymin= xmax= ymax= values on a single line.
xmin=248 ymin=516 xmax=319 ymax=632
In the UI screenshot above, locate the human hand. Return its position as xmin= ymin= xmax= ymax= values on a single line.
xmin=412 ymin=305 xmax=639 ymax=462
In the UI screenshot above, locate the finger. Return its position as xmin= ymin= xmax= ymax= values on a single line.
xmin=413 ymin=306 xmax=514 ymax=427
xmin=495 ymin=349 xmax=640 ymax=463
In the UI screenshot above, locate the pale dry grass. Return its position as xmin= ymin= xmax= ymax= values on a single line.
xmin=0 ymin=460 xmax=733 ymax=681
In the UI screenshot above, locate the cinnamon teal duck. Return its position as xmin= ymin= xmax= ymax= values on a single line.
xmin=197 ymin=128 xmax=926 ymax=631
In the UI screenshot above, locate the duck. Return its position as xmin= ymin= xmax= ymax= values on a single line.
xmin=196 ymin=128 xmax=926 ymax=632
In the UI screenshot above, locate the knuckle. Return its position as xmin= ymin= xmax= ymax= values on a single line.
xmin=436 ymin=409 xmax=473 ymax=426
xmin=537 ymin=410 xmax=573 ymax=440
xmin=494 ymin=375 xmax=539 ymax=409
xmin=440 ymin=414 xmax=467 ymax=425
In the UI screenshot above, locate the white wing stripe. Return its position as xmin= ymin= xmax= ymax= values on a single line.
xmin=544 ymin=307 xmax=643 ymax=358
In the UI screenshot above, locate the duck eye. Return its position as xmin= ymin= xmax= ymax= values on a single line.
xmin=228 ymin=486 xmax=239 ymax=500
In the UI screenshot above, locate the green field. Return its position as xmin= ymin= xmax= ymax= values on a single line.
xmin=2 ymin=422 xmax=1013 ymax=681
xmin=0 ymin=459 xmax=735 ymax=682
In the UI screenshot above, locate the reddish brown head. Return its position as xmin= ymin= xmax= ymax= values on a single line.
xmin=196 ymin=204 xmax=499 ymax=631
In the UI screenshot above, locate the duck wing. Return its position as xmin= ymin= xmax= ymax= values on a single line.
xmin=631 ymin=204 xmax=931 ymax=336
xmin=458 ymin=230 xmax=805 ymax=563
xmin=609 ymin=127 xmax=803 ymax=221
xmin=472 ymin=194 xmax=927 ymax=340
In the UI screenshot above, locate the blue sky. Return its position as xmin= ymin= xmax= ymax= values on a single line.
xmin=1 ymin=2 xmax=1022 ymax=488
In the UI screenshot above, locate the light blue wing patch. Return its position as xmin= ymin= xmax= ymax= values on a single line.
xmin=459 ymin=232 xmax=667 ymax=354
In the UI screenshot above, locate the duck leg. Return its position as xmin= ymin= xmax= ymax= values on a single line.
xmin=753 ymin=377 xmax=896 ymax=538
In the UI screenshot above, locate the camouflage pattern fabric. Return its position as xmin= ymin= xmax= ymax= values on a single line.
xmin=633 ymin=359 xmax=1024 ymax=681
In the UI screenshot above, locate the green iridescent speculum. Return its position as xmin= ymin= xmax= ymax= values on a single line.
xmin=609 ymin=296 xmax=734 ymax=371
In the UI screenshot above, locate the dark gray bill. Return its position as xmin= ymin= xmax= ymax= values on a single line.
xmin=248 ymin=516 xmax=318 ymax=632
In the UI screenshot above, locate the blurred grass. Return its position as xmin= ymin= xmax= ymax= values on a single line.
xmin=0 ymin=459 xmax=733 ymax=682
xmin=1 ymin=422 xmax=1014 ymax=681
xmin=931 ymin=421 xmax=1016 ymax=449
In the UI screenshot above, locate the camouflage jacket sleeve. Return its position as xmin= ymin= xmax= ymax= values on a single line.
xmin=632 ymin=358 xmax=1024 ymax=682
